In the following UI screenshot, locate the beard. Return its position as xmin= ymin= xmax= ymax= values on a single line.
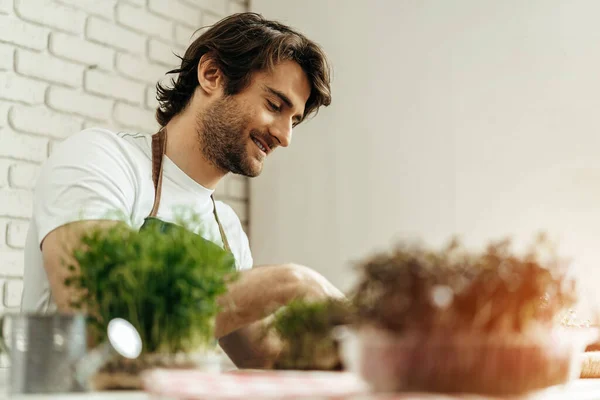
xmin=196 ymin=96 xmax=264 ymax=177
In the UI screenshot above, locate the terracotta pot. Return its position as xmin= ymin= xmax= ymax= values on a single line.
xmin=338 ymin=325 xmax=598 ymax=396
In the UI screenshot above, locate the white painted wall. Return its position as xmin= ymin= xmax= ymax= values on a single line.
xmin=250 ymin=0 xmax=600 ymax=314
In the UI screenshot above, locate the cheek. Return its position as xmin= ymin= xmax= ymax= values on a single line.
xmin=245 ymin=106 xmax=273 ymax=132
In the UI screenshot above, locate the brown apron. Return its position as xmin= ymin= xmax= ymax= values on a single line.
xmin=141 ymin=128 xmax=231 ymax=253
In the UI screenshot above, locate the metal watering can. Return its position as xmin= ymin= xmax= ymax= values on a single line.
xmin=0 ymin=312 xmax=142 ymax=394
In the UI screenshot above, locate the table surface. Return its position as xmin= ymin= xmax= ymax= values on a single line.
xmin=3 ymin=370 xmax=600 ymax=400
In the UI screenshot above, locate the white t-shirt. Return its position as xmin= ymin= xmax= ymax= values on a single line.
xmin=21 ymin=128 xmax=253 ymax=313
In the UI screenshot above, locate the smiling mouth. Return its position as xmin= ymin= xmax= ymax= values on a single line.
xmin=251 ymin=136 xmax=269 ymax=154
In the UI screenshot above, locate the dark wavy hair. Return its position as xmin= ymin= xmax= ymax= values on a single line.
xmin=155 ymin=12 xmax=332 ymax=127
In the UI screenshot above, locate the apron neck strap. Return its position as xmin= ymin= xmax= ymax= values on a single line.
xmin=211 ymin=195 xmax=231 ymax=253
xmin=148 ymin=128 xmax=231 ymax=253
xmin=149 ymin=128 xmax=167 ymax=218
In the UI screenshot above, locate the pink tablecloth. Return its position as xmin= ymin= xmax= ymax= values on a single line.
xmin=143 ymin=369 xmax=369 ymax=399
xmin=141 ymin=369 xmax=595 ymax=400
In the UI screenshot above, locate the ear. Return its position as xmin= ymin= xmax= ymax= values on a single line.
xmin=197 ymin=54 xmax=224 ymax=96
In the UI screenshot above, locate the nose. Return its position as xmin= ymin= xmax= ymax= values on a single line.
xmin=269 ymin=118 xmax=293 ymax=148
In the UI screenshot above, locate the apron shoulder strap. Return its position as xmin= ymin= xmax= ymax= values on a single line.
xmin=148 ymin=128 xmax=232 ymax=253
xmin=149 ymin=129 xmax=167 ymax=218
xmin=211 ymin=195 xmax=231 ymax=253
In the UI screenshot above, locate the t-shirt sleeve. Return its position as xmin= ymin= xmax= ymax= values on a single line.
xmin=33 ymin=128 xmax=137 ymax=246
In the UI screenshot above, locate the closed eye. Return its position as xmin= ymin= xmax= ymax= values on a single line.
xmin=267 ymin=100 xmax=281 ymax=112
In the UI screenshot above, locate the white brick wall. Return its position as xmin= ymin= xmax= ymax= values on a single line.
xmin=0 ymin=42 xmax=14 ymax=70
xmin=0 ymin=0 xmax=250 ymax=312
xmin=0 ymin=72 xmax=47 ymax=104
xmin=148 ymin=0 xmax=200 ymax=27
xmin=0 ymin=0 xmax=12 ymax=14
xmin=9 ymin=105 xmax=83 ymax=139
xmin=15 ymin=49 xmax=85 ymax=87
xmin=55 ymin=0 xmax=117 ymax=19
xmin=116 ymin=53 xmax=166 ymax=83
xmin=46 ymin=86 xmax=113 ymax=120
xmin=6 ymin=221 xmax=29 ymax=248
xmin=116 ymin=3 xmax=173 ymax=42
xmin=148 ymin=38 xmax=186 ymax=67
xmin=86 ymin=17 xmax=146 ymax=54
xmin=0 ymin=14 xmax=49 ymax=50
xmin=49 ymin=32 xmax=115 ymax=71
xmin=8 ymin=162 xmax=39 ymax=190
xmin=15 ymin=0 xmax=87 ymax=35
xmin=84 ymin=69 xmax=145 ymax=104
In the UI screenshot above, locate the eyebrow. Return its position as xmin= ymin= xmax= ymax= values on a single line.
xmin=263 ymin=85 xmax=303 ymax=123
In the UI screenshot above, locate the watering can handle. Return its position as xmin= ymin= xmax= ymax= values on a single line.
xmin=73 ymin=318 xmax=143 ymax=389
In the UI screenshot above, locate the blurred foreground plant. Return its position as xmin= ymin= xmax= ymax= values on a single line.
xmin=64 ymin=214 xmax=237 ymax=354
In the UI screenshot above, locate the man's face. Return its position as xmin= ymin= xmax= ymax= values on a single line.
xmin=197 ymin=60 xmax=311 ymax=177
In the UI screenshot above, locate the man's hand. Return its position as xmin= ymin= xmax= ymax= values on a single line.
xmin=214 ymin=263 xmax=344 ymax=338
xmin=218 ymin=314 xmax=282 ymax=369
xmin=215 ymin=263 xmax=345 ymax=369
